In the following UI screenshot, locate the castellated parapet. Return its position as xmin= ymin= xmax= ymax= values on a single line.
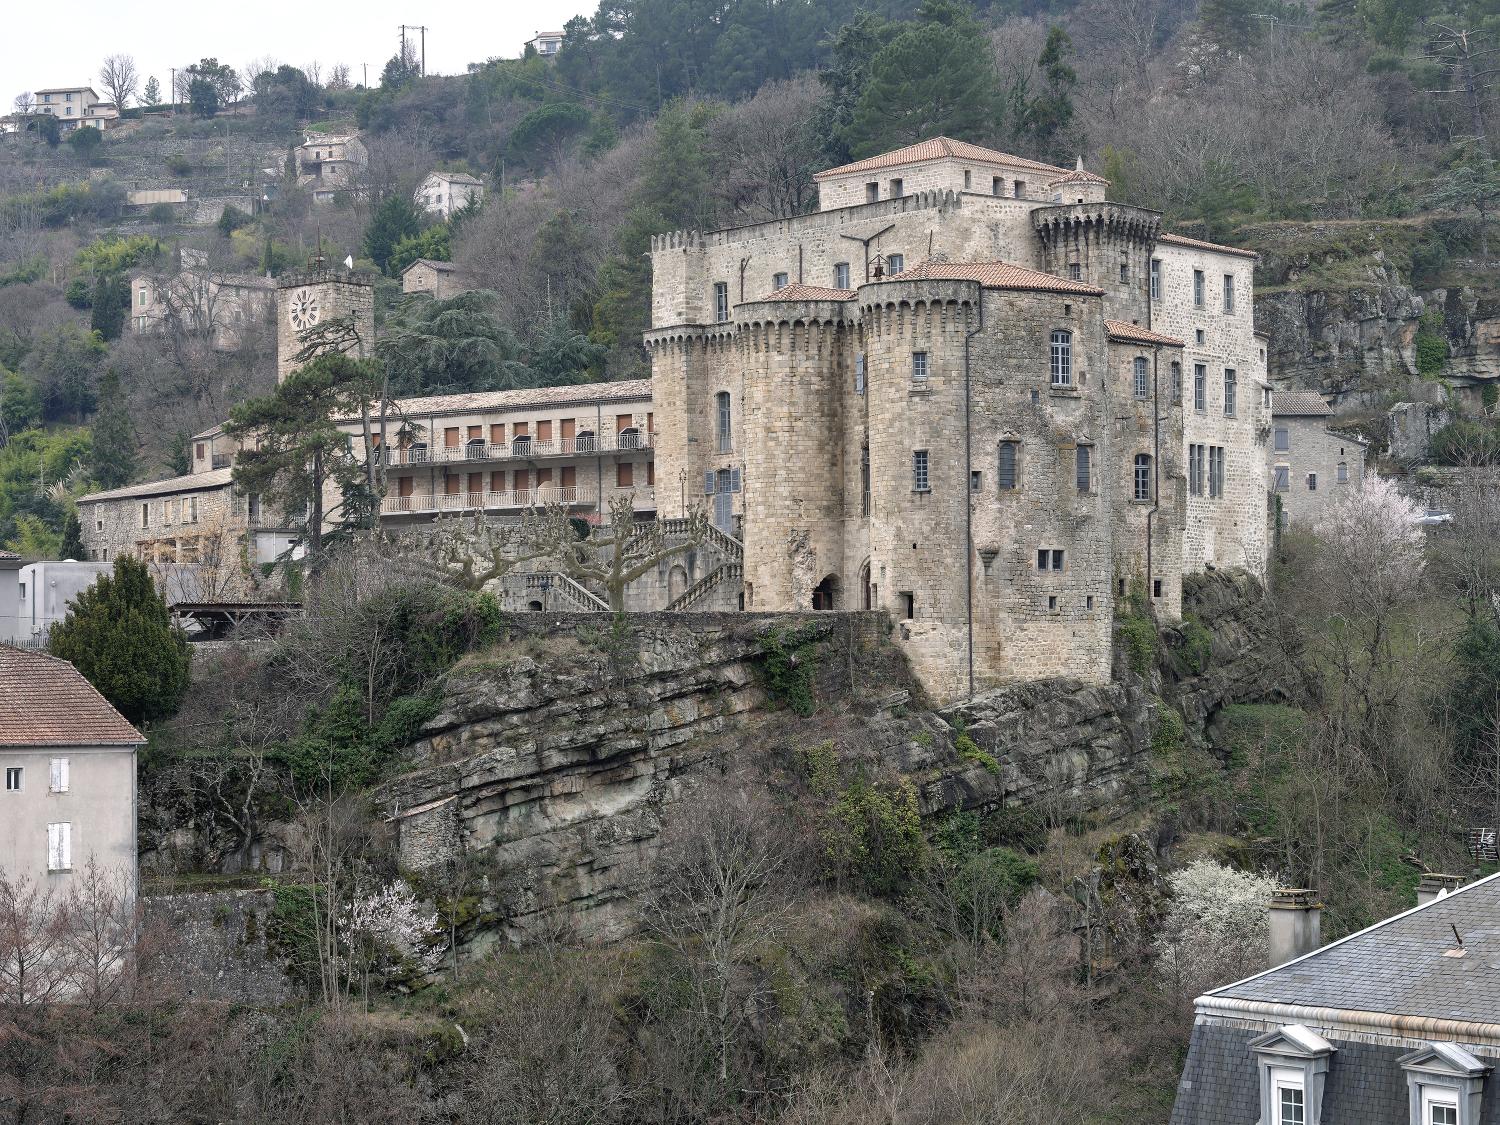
xmin=648 ymin=136 xmax=1269 ymax=702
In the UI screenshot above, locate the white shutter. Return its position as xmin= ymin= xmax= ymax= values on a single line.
xmin=704 ymin=471 xmax=715 ymax=496
xmin=47 ymin=822 xmax=70 ymax=871
xmin=50 ymin=758 xmax=69 ymax=793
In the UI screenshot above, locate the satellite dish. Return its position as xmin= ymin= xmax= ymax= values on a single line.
xmin=344 ymin=255 xmax=354 ymax=269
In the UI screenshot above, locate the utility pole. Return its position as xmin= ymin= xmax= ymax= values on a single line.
xmin=170 ymin=67 xmax=176 ymax=115
xmin=361 ymin=62 xmax=367 ymax=88
xmin=421 ymin=26 xmax=426 ymax=76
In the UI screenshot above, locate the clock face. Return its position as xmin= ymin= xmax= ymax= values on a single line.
xmin=288 ymin=289 xmax=321 ymax=330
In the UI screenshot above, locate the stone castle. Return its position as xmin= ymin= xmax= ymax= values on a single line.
xmin=648 ymin=137 xmax=1270 ymax=698
xmin=78 ymin=136 xmax=1279 ymax=703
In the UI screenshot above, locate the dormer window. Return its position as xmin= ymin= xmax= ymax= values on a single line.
xmin=1250 ymin=1025 xmax=1334 ymax=1125
xmin=1399 ymin=1042 xmax=1490 ymax=1125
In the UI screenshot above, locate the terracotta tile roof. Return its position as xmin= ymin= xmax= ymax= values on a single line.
xmin=0 ymin=647 xmax=144 ymax=747
xmin=884 ymin=260 xmax=1104 ymax=295
xmin=402 ymin=258 xmax=458 ymax=274
xmin=815 ymin=137 xmax=1070 ymax=182
xmin=0 ymin=550 xmax=20 ymax=560
xmin=1049 ymin=159 xmax=1110 ymax=186
xmin=756 ymin=284 xmax=856 ymax=302
xmin=1272 ymin=390 xmax=1332 ymax=417
xmin=351 ymin=378 xmax=653 ymax=422
xmin=1105 ymin=320 xmax=1185 ymax=347
xmin=78 ymin=467 xmax=235 ymax=505
xmin=1157 ymin=232 xmax=1259 ymax=259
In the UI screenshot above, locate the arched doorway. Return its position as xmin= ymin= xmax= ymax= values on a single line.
xmin=858 ymin=559 xmax=872 ymax=610
xmin=667 ymin=564 xmax=689 ymax=603
xmin=812 ymin=573 xmax=840 ymax=611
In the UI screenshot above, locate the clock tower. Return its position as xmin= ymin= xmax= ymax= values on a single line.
xmin=275 ymin=269 xmax=375 ymax=383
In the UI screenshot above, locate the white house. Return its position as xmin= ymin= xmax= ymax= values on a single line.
xmin=417 ymin=171 xmax=484 ymax=219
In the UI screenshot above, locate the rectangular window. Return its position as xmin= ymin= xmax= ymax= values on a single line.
xmin=184 ymin=496 xmax=197 ymax=523
xmin=1193 ymin=364 xmax=1206 ymax=411
xmin=1076 ymin=445 xmax=1091 ymax=492
xmin=1275 ymin=427 xmax=1290 ymax=452
xmin=889 ymin=177 xmax=903 ymax=197
xmin=713 ymin=282 xmax=729 ymax=322
xmin=1133 ymin=357 xmax=1149 ymax=399
xmin=911 ymin=351 xmax=929 ymax=384
xmin=861 ymin=447 xmax=870 ymax=516
xmin=998 ymin=441 xmax=1018 ymax=490
xmin=1223 ymin=368 xmax=1237 ymax=416
xmin=1193 ymin=269 xmax=1205 ymax=308
xmin=855 ymin=354 xmax=866 ymax=395
xmin=617 ymin=462 xmax=633 ymax=487
xmin=444 ymin=426 xmax=460 ymax=449
xmin=195 ymin=442 xmax=205 ymax=460
xmin=1195 ymin=328 xmax=1205 ymax=345
xmin=1014 ymin=179 xmax=1026 ymax=198
xmin=1209 ymin=446 xmax=1225 ymax=498
xmin=1275 ymin=1084 xmax=1304 ymax=1125
xmin=1119 ymin=253 xmax=1129 ymax=283
xmin=1051 ymin=331 xmax=1073 ymax=386
xmin=1274 ymin=465 xmax=1289 ymax=492
xmin=834 ymin=262 xmax=851 ymax=289
xmin=49 ymin=758 xmax=68 ymax=793
xmin=1307 ymin=472 xmax=1317 ymax=491
xmin=963 ymin=169 xmax=971 ymax=189
xmin=912 ymin=450 xmax=930 ymax=492
xmin=886 ymin=253 xmax=904 ymax=274
xmin=866 ymin=182 xmax=879 ymax=202
xmin=992 ymin=176 xmax=1003 ymax=196
xmin=1223 ymin=273 xmax=1235 ymax=313
xmin=1134 ymin=454 xmax=1153 ymax=501
xmin=716 ymin=392 xmax=732 ymax=453
xmin=1170 ymin=361 xmax=1182 ymax=404
xmin=1067 ymin=262 xmax=1081 ymax=280
xmin=1037 ymin=549 xmax=1065 ymax=571
xmin=1189 ymin=444 xmax=1203 ymax=497
xmin=140 ymin=502 xmax=150 ymax=529
xmin=772 ymin=271 xmax=788 ymax=290
xmin=1337 ymin=461 xmax=1348 ymax=483
xmin=970 ymin=470 xmax=982 ymax=492
xmin=5 ymin=766 xmax=21 ymax=792
xmin=1048 ymin=595 xmax=1058 ymax=611
xmin=47 ymin=822 xmax=71 ymax=872
xmin=1149 ymin=258 xmax=1161 ymax=301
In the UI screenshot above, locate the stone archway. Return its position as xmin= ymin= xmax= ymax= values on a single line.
xmin=668 ymin=564 xmax=689 ymax=603
xmin=812 ymin=573 xmax=840 ymax=611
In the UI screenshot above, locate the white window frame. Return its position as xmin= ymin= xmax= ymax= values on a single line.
xmin=886 ymin=253 xmax=904 ymax=274
xmin=1149 ymin=258 xmax=1162 ymax=301
xmin=1399 ymin=1042 xmax=1489 ymax=1125
xmin=1224 ymin=272 xmax=1236 ymax=313
xmin=1193 ymin=364 xmax=1207 ymax=411
xmin=1272 ymin=1066 xmax=1306 ymax=1125
xmin=1224 ymin=368 xmax=1237 ymax=416
xmin=1424 ymin=1087 xmax=1459 ymax=1125
xmin=911 ymin=450 xmax=930 ymax=493
xmin=49 ymin=757 xmax=69 ymax=793
xmin=1250 ymin=1025 xmax=1333 ymax=1125
xmin=1193 ymin=268 xmax=1205 ymax=308
xmin=713 ymin=282 xmax=729 ymax=323
xmin=5 ymin=765 xmax=22 ymax=792
xmin=772 ymin=271 xmax=788 ymax=290
xmin=911 ymin=350 xmax=929 ymax=384
xmin=834 ymin=262 xmax=851 ymax=289
xmin=1133 ymin=356 xmax=1149 ymax=399
xmin=1050 ymin=330 xmax=1073 ymax=386
xmin=1134 ymin=453 xmax=1152 ymax=502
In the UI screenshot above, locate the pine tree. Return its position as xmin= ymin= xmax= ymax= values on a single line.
xmin=142 ymin=76 xmax=161 ymax=107
xmin=89 ymin=275 xmax=128 ymax=341
xmin=845 ymin=2 xmax=1004 ymax=157
xmin=363 ymin=194 xmax=423 ymax=275
xmin=48 ymin=556 xmax=190 ymax=725
xmin=90 ymin=369 xmax=136 ymax=489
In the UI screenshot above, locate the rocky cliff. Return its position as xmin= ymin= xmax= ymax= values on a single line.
xmin=374 ymin=572 xmax=1288 ymax=947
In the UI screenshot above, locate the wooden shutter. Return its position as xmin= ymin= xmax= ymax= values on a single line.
xmin=617 ymin=463 xmax=633 ymax=487
xmin=398 ymin=476 xmax=414 ymax=497
xmin=50 ymin=757 xmax=68 ymax=793
xmin=490 ymin=423 xmax=504 ymax=445
xmin=561 ymin=419 xmax=575 ymax=441
xmin=730 ymin=468 xmax=742 ymax=492
xmin=513 ymin=421 xmax=529 ymax=437
xmin=647 ymin=462 xmax=655 ymax=485
xmin=490 ymin=471 xmax=504 ymax=492
xmin=537 ymin=421 xmax=552 ymax=442
xmin=616 ymin=414 xmax=633 ymax=433
xmin=467 ymin=473 xmax=482 ymax=494
xmin=537 ymin=468 xmax=553 ymax=486
xmin=467 ymin=425 xmax=482 ymax=441
xmin=444 ymin=427 xmax=460 ymax=449
xmin=705 ymin=471 xmax=716 ymax=495
xmin=444 ymin=475 xmax=460 ymax=495
xmin=48 ymin=823 xmax=70 ymax=871
xmin=560 ymin=466 xmax=576 ymax=487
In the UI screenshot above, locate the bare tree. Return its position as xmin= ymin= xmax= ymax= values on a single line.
xmin=327 ymin=64 xmax=353 ymax=91
xmin=99 ymin=54 xmax=139 ymax=111
xmin=13 ymin=90 xmax=36 ymax=115
xmin=553 ymin=494 xmax=709 ymax=611
xmin=711 ymin=77 xmax=824 ymax=221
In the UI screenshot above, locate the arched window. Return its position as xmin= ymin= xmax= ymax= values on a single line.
xmin=998 ymin=441 xmax=1019 ymax=490
xmin=1133 ymin=357 xmax=1149 ymax=400
xmin=1134 ymin=453 xmax=1153 ymax=501
xmin=715 ymin=391 xmax=731 ymax=453
xmin=1076 ymin=445 xmax=1091 ymax=492
xmin=1050 ymin=330 xmax=1072 ymax=386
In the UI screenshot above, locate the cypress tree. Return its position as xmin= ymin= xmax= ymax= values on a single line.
xmin=90 ymin=368 xmax=137 ymax=489
xmin=60 ymin=512 xmax=85 ymax=560
xmin=48 ymin=557 xmax=191 ymax=725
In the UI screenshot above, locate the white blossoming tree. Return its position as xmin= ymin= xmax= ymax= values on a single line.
xmin=339 ymin=880 xmax=445 ymax=999
xmin=1154 ymin=859 xmax=1276 ymax=1011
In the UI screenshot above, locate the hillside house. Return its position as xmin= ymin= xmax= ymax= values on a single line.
xmin=417 ymin=171 xmax=484 ymax=218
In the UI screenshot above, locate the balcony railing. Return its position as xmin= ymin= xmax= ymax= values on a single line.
xmin=380 ymin=485 xmax=599 ymax=515
xmin=385 ymin=432 xmax=655 ymax=466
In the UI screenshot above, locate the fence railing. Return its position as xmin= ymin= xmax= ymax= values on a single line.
xmin=383 ymin=432 xmax=654 ymax=466
xmin=380 ymin=485 xmax=598 ymax=515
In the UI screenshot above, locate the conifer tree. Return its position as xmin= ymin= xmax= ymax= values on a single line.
xmin=59 ymin=511 xmax=84 ymax=560
xmin=90 ymin=369 xmax=136 ymax=489
xmin=48 ymin=556 xmax=190 ymax=725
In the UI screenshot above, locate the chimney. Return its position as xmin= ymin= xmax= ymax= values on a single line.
xmin=1268 ymin=888 xmax=1322 ymax=967
xmin=1416 ymin=873 xmax=1465 ymax=907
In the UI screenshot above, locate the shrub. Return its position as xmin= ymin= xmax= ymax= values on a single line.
xmin=47 ymin=557 xmax=190 ymax=725
xmin=1429 ymin=420 xmax=1500 ymax=465
xmin=148 ymin=202 xmax=176 ymax=223
xmin=954 ymin=729 xmax=1000 ymax=774
xmin=64 ymin=278 xmax=92 ymax=309
xmin=981 ymin=805 xmax=1048 ymax=854
xmin=829 ymin=776 xmax=926 ymax=897
xmin=758 ymin=626 xmax=817 ymax=715
xmin=165 ymin=153 xmax=192 ymax=176
xmin=1117 ymin=614 xmax=1157 ymax=675
xmin=1179 ymin=619 xmax=1214 ymax=674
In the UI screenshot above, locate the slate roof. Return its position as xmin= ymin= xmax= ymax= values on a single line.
xmin=77 ymin=467 xmax=235 ymax=505
xmin=885 ymin=260 xmax=1105 ymax=295
xmin=815 ymin=137 xmax=1070 ymax=181
xmin=756 ymin=283 xmax=856 ymax=302
xmin=1105 ymin=320 xmax=1185 ymax=347
xmin=338 ymin=378 xmax=653 ymax=422
xmin=402 ymin=258 xmax=458 ymax=274
xmin=1170 ymin=1023 xmax=1500 ymax=1125
xmin=1273 ymin=390 xmax=1333 ymax=417
xmin=1157 ymin=231 xmax=1260 ymax=259
xmin=0 ymin=646 xmax=144 ymax=747
xmin=1209 ymin=872 xmax=1500 ymax=1024
xmin=427 ymin=171 xmax=483 ymax=185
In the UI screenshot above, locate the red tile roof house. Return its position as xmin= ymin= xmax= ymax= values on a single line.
xmin=0 ymin=646 xmax=144 ymax=896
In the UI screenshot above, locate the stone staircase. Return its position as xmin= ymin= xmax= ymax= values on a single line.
xmin=517 ymin=572 xmax=610 ymax=612
xmin=664 ymin=562 xmax=743 ymax=612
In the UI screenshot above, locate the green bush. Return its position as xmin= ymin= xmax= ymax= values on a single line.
xmin=954 ymin=729 xmax=1000 ymax=774
xmin=166 ymin=153 xmax=192 ymax=176
xmin=981 ymin=805 xmax=1048 ymax=854
xmin=1117 ymin=614 xmax=1157 ymax=675
xmin=758 ymin=626 xmax=817 ymax=715
xmin=1429 ymin=420 xmax=1500 ymax=465
xmin=829 ymin=776 xmax=926 ymax=897
xmin=148 ymin=202 xmax=176 ymax=223
xmin=64 ymin=277 xmax=92 ymax=309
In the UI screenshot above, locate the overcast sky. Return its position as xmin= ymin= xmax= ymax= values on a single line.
xmin=4 ymin=0 xmax=593 ymax=107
